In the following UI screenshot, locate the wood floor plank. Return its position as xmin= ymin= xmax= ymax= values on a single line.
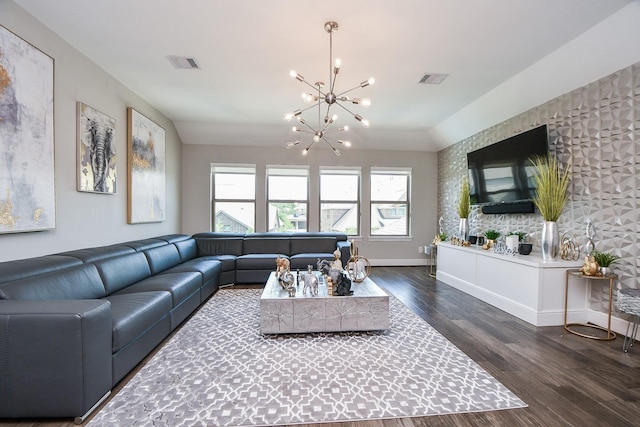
xmin=1 ymin=267 xmax=639 ymax=426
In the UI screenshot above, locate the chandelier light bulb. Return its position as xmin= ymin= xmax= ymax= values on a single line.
xmin=292 ymin=126 xmax=299 ymax=132
xmin=335 ymin=58 xmax=342 ymax=68
xmin=284 ymin=110 xmax=302 ymax=121
xmin=313 ymin=134 xmax=320 ymax=142
xmin=286 ymin=140 xmax=301 ymax=149
xmin=302 ymin=147 xmax=310 ymax=156
xmin=361 ymin=119 xmax=370 ymax=127
xmin=337 ymin=140 xmax=352 ymax=147
xmin=332 ymin=147 xmax=341 ymax=156
xmin=302 ymin=92 xmax=315 ymax=102
xmin=339 ymin=125 xmax=349 ymax=132
xmin=361 ymin=98 xmax=371 ymax=107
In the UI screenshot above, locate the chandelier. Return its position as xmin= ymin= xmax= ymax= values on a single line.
xmin=284 ymin=21 xmax=374 ymax=156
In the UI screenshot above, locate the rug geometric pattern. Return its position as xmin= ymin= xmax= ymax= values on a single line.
xmin=88 ymin=288 xmax=526 ymax=426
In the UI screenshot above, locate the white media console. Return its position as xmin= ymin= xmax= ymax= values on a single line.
xmin=436 ymin=242 xmax=584 ymax=327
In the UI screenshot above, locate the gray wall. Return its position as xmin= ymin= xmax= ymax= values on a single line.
xmin=438 ymin=61 xmax=640 ymax=317
xmin=0 ymin=2 xmax=182 ymax=262
xmin=182 ymin=144 xmax=438 ymax=265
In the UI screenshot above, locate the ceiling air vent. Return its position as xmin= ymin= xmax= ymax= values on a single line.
xmin=418 ymin=73 xmax=448 ymax=84
xmin=166 ymin=55 xmax=200 ymax=69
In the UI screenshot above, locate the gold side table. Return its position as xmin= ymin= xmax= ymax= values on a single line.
xmin=428 ymin=244 xmax=437 ymax=278
xmin=564 ymin=269 xmax=616 ymax=341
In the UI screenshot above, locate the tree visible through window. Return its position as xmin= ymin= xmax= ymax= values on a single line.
xmin=267 ymin=167 xmax=309 ymax=232
xmin=211 ymin=164 xmax=256 ymax=233
xmin=370 ymin=168 xmax=411 ymax=236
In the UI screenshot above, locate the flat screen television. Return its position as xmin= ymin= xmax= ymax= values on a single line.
xmin=467 ymin=125 xmax=548 ymax=212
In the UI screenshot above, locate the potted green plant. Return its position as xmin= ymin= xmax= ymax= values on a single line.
xmin=508 ymin=231 xmax=527 ymax=242
xmin=592 ymin=250 xmax=619 ymax=276
xmin=432 ymin=232 xmax=448 ymax=245
xmin=531 ymin=155 xmax=570 ymax=260
xmin=484 ymin=229 xmax=500 ymax=247
xmin=457 ymin=178 xmax=471 ymax=240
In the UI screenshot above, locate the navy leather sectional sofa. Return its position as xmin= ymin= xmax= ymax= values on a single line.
xmin=0 ymin=232 xmax=349 ymax=422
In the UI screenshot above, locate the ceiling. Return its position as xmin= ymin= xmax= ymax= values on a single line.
xmin=13 ymin=0 xmax=633 ymax=152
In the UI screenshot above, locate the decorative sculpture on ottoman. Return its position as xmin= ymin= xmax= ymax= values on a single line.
xmin=335 ymin=273 xmax=353 ymax=296
xmin=275 ymin=255 xmax=290 ymax=278
xmin=302 ymin=272 xmax=318 ymax=297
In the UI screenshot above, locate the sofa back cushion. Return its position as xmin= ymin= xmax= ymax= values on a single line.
xmin=57 ymin=245 xmax=136 ymax=263
xmin=144 ymin=245 xmax=182 ymax=275
xmin=290 ymin=236 xmax=337 ymax=254
xmin=194 ymin=233 xmax=244 ymax=256
xmin=0 ymin=255 xmax=82 ymax=285
xmin=243 ymin=234 xmax=291 ymax=255
xmin=174 ymin=239 xmax=197 ymax=261
xmin=93 ymin=253 xmax=152 ymax=295
xmin=120 ymin=238 xmax=166 ymax=252
xmin=0 ymin=264 xmax=106 ymax=300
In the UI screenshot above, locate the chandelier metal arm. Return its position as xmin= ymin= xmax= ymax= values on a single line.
xmin=334 ymin=102 xmax=359 ymax=120
xmin=321 ymin=136 xmax=341 ymax=156
xmin=335 ymin=83 xmax=368 ymax=99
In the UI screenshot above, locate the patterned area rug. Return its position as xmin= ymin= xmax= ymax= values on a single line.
xmin=88 ymin=288 xmax=526 ymax=426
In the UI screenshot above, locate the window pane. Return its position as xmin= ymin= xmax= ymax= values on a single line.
xmin=371 ymin=174 xmax=407 ymax=201
xmin=371 ymin=203 xmax=408 ymax=235
xmin=214 ymin=202 xmax=255 ymax=233
xmin=268 ymin=176 xmax=307 ymax=200
xmin=321 ymin=174 xmax=358 ymax=201
xmin=321 ymin=203 xmax=358 ymax=235
xmin=268 ymin=202 xmax=308 ymax=232
xmin=214 ymin=173 xmax=255 ymax=199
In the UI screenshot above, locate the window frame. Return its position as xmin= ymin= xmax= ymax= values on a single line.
xmin=266 ymin=166 xmax=310 ymax=232
xmin=319 ymin=167 xmax=361 ymax=236
xmin=369 ymin=167 xmax=411 ymax=237
xmin=211 ymin=164 xmax=256 ymax=233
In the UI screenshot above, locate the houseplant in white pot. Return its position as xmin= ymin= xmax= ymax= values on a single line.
xmin=457 ymin=177 xmax=470 ymax=241
xmin=531 ymin=155 xmax=570 ymax=260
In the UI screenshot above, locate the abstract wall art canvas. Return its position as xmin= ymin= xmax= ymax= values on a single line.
xmin=0 ymin=25 xmax=55 ymax=234
xmin=77 ymin=102 xmax=116 ymax=194
xmin=127 ymin=107 xmax=165 ymax=223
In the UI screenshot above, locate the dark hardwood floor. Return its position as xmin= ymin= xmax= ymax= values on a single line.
xmin=2 ymin=267 xmax=639 ymax=426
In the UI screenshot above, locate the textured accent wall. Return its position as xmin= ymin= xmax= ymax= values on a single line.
xmin=438 ymin=61 xmax=640 ymax=316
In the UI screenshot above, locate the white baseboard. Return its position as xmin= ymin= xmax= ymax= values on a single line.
xmin=369 ymin=258 xmax=428 ymax=266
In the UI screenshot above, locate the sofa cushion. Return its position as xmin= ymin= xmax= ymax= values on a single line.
xmin=290 ymin=236 xmax=337 ymax=254
xmin=0 ymin=255 xmax=82 ymax=285
xmin=93 ymin=253 xmax=152 ymax=295
xmin=236 ymin=253 xmax=286 ymax=270
xmin=0 ymin=264 xmax=106 ymax=300
xmin=167 ymin=258 xmax=223 ymax=284
xmin=57 ymin=245 xmax=136 ymax=263
xmin=103 ymin=291 xmax=172 ymax=353
xmin=144 ymin=244 xmax=182 ymax=275
xmin=155 ymin=234 xmax=191 ymax=244
xmin=289 ymin=253 xmax=335 ymax=270
xmin=243 ymin=235 xmax=290 ymax=255
xmin=120 ymin=238 xmax=166 ymax=252
xmin=174 ymin=239 xmax=197 ymax=261
xmin=194 ymin=233 xmax=244 ymax=256
xmin=114 ymin=272 xmax=202 ymax=308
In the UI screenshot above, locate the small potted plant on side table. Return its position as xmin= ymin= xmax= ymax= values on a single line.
xmin=591 ymin=250 xmax=619 ymax=276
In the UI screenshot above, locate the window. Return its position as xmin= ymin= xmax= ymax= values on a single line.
xmin=370 ymin=168 xmax=411 ymax=236
xmin=320 ymin=168 xmax=360 ymax=235
xmin=211 ymin=164 xmax=255 ymax=233
xmin=267 ymin=166 xmax=309 ymax=232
